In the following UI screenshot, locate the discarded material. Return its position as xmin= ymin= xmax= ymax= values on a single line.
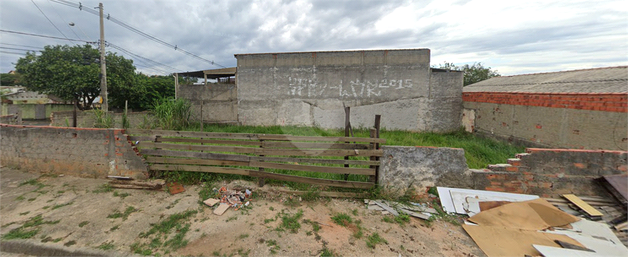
xmin=563 ymin=194 xmax=604 ymax=219
xmin=437 ymin=186 xmax=538 ymax=216
xmin=364 ymin=199 xmax=432 ymax=220
xmin=109 ymin=179 xmax=165 ymax=190
xmin=205 ymin=186 xmax=253 ymax=215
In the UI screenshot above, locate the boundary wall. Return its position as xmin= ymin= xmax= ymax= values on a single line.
xmin=235 ymin=49 xmax=463 ymax=132
xmin=178 ymin=83 xmax=238 ymax=123
xmin=0 ymin=125 xmax=147 ymax=179
xmin=463 ymin=92 xmax=628 ymax=150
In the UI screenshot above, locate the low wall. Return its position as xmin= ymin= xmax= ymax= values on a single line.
xmin=471 ymin=148 xmax=627 ymax=197
xmin=1 ymin=103 xmax=74 ymax=119
xmin=179 ymin=83 xmax=238 ymax=123
xmin=0 ymin=125 xmax=148 ymax=179
xmin=378 ymin=146 xmax=471 ymax=196
xmin=463 ymin=92 xmax=628 ymax=150
xmin=50 ymin=111 xmax=154 ymax=129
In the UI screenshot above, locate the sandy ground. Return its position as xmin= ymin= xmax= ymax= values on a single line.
xmin=0 ymin=167 xmax=484 ymax=257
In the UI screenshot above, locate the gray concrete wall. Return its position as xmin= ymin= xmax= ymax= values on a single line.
xmin=51 ymin=111 xmax=154 ymax=129
xmin=0 ymin=125 xmax=148 ymax=179
xmin=378 ymin=146 xmax=471 ymax=196
xmin=179 ymin=83 xmax=238 ymax=123
xmin=464 ymin=101 xmax=628 ymax=150
xmin=235 ymin=49 xmax=463 ymax=131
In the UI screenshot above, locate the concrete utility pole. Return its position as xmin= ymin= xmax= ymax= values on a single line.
xmin=98 ymin=2 xmax=108 ymax=112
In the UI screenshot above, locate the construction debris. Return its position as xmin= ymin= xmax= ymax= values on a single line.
xmin=109 ymin=179 xmax=165 ymax=190
xmin=167 ymin=182 xmax=185 ymax=195
xmin=204 ymin=186 xmax=252 ymax=215
xmin=364 ymin=199 xmax=433 ymax=220
xmin=437 ymin=186 xmax=628 ymax=257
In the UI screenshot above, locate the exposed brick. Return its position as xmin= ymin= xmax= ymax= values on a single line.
xmin=507 ymin=158 xmax=522 ymax=166
xmin=573 ymin=163 xmax=587 ymax=169
xmin=484 ymin=186 xmax=506 ymax=192
xmin=505 ymin=166 xmax=519 ymax=172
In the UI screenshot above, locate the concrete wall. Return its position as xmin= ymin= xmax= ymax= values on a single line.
xmin=51 ymin=111 xmax=154 ymax=129
xmin=463 ymin=92 xmax=628 ymax=150
xmin=1 ymin=104 xmax=74 ymax=119
xmin=178 ymin=83 xmax=238 ymax=123
xmin=0 ymin=125 xmax=147 ymax=179
xmin=378 ymin=146 xmax=471 ymax=196
xmin=472 ymin=148 xmax=627 ymax=197
xmin=235 ymin=49 xmax=463 ymax=132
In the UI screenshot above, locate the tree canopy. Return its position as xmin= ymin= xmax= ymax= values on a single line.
xmin=436 ymin=62 xmax=500 ymax=86
xmin=15 ymin=44 xmax=137 ymax=110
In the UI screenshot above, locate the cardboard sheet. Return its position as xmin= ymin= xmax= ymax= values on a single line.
xmin=437 ymin=186 xmax=538 ymax=215
xmin=462 ymin=225 xmax=584 ymax=257
xmin=468 ymin=198 xmax=580 ymax=230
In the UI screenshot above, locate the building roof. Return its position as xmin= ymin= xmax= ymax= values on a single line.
xmin=464 ymin=66 xmax=628 ymax=93
xmin=176 ymin=67 xmax=236 ymax=79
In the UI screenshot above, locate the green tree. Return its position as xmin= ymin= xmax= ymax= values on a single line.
xmin=436 ymin=62 xmax=500 ymax=86
xmin=15 ymin=44 xmax=136 ymax=110
xmin=0 ymin=73 xmax=22 ymax=86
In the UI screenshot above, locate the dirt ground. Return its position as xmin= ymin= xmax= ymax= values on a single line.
xmin=0 ymin=167 xmax=484 ymax=257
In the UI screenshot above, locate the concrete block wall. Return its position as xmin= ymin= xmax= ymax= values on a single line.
xmin=0 ymin=125 xmax=148 ymax=179
xmin=178 ymin=83 xmax=238 ymax=123
xmin=50 ymin=111 xmax=154 ymax=129
xmin=472 ymin=148 xmax=628 ymax=197
xmin=235 ymin=49 xmax=463 ymax=132
xmin=378 ymin=146 xmax=472 ymax=196
xmin=463 ymin=92 xmax=628 ymax=150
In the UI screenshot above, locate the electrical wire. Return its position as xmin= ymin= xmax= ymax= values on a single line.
xmin=0 ymin=43 xmax=43 ymax=50
xmin=0 ymin=29 xmax=95 ymax=43
xmin=0 ymin=46 xmax=40 ymax=52
xmin=31 ymin=0 xmax=73 ymax=43
xmin=107 ymin=42 xmax=180 ymax=73
xmin=50 ymin=0 xmax=226 ymax=68
xmin=0 ymin=51 xmax=28 ymax=56
xmin=46 ymin=0 xmax=83 ymax=40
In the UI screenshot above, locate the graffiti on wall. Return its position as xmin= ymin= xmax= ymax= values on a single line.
xmin=288 ymin=77 xmax=413 ymax=98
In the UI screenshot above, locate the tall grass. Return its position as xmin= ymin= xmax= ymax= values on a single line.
xmin=151 ymin=98 xmax=192 ymax=130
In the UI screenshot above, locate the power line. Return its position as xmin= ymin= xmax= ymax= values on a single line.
xmin=0 ymin=43 xmax=43 ymax=50
xmin=0 ymin=29 xmax=95 ymax=43
xmin=46 ymin=0 xmax=83 ymax=40
xmin=107 ymin=42 xmax=180 ymax=73
xmin=0 ymin=51 xmax=28 ymax=56
xmin=0 ymin=46 xmax=40 ymax=52
xmin=31 ymin=0 xmax=71 ymax=42
xmin=50 ymin=0 xmax=226 ymax=68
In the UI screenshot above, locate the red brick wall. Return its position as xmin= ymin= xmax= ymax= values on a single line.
xmin=463 ymin=92 xmax=628 ymax=113
xmin=472 ymin=148 xmax=628 ymax=197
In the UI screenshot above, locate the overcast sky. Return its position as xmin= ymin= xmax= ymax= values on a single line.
xmin=0 ymin=0 xmax=626 ymax=76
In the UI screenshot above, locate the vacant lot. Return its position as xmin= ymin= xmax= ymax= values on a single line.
xmin=0 ymin=167 xmax=483 ymax=256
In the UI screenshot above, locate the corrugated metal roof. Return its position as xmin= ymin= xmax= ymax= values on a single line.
xmin=176 ymin=67 xmax=236 ymax=78
xmin=464 ymin=66 xmax=628 ymax=93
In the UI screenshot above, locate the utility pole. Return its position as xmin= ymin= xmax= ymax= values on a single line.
xmin=98 ymin=3 xmax=108 ymax=112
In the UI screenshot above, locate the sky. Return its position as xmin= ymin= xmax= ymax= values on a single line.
xmin=0 ymin=0 xmax=626 ymax=76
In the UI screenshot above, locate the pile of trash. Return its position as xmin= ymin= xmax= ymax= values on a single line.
xmin=437 ymin=186 xmax=628 ymax=257
xmin=203 ymin=186 xmax=252 ymax=216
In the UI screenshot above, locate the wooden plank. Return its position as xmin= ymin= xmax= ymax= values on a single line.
xmin=272 ymin=189 xmax=368 ymax=198
xmin=259 ymin=148 xmax=383 ymax=157
xmin=128 ymin=135 xmax=156 ymax=142
xmin=139 ymin=142 xmax=258 ymax=154
xmin=126 ymin=129 xmax=261 ymax=140
xmin=250 ymin=161 xmax=375 ymax=176
xmin=139 ymin=149 xmax=251 ymax=162
xmin=562 ymin=194 xmax=604 ymax=217
xmin=149 ymin=164 xmax=252 ymax=176
xmin=158 ymin=137 xmax=261 ymax=146
xmin=262 ymin=141 xmax=369 ymax=150
xmin=253 ymin=156 xmax=379 ymax=166
xmin=249 ymin=170 xmax=374 ymax=189
xmin=258 ymin=134 xmax=386 ymax=144
xmin=144 ymin=156 xmax=250 ymax=167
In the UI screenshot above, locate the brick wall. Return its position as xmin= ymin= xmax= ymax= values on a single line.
xmin=0 ymin=125 xmax=148 ymax=179
xmin=463 ymin=92 xmax=628 ymax=150
xmin=463 ymin=92 xmax=627 ymax=113
xmin=472 ymin=148 xmax=628 ymax=197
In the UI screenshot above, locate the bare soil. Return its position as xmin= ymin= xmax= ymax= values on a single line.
xmin=0 ymin=167 xmax=483 ymax=256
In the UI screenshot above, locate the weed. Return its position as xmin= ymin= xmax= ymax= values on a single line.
xmin=57 ymin=190 xmax=65 ymax=194
xmin=2 ymin=228 xmax=39 ymax=239
xmin=152 ymin=97 xmax=192 ymax=130
xmin=93 ymin=184 xmax=113 ymax=193
xmin=19 ymin=179 xmax=45 ymax=190
xmin=78 ymin=221 xmax=89 ymax=227
xmin=351 ymin=209 xmax=359 ymax=216
xmin=321 ymin=247 xmax=341 ymax=257
xmin=113 ymin=191 xmax=131 ymax=199
xmin=98 ymin=241 xmax=115 ymax=250
xmin=266 ymin=239 xmax=280 ymax=254
xmin=28 ymin=198 xmax=37 ymax=202
xmin=42 ymin=206 xmax=50 ymax=209
xmin=302 ymin=188 xmax=320 ymax=201
xmin=238 ymin=233 xmax=249 ymax=239
xmin=394 ymin=213 xmax=411 ymax=225
xmin=237 ymin=248 xmax=251 ymax=257
xmin=130 ymin=242 xmax=153 ymax=256
xmin=51 ymin=202 xmax=73 ymax=210
xmin=226 ymin=216 xmax=238 ymax=222
xmin=93 ymin=109 xmax=114 ymax=128
xmin=15 ymin=195 xmax=25 ymax=201
xmin=278 ymin=209 xmax=303 ymax=233
xmin=107 ymin=206 xmax=138 ymax=220
xmin=264 ymin=218 xmax=275 ymax=224
xmin=366 ymin=233 xmax=387 ymax=249
xmin=197 ymin=182 xmax=217 ymax=201
xmin=2 ymin=222 xmax=16 ymax=228
xmin=64 ymin=240 xmax=77 ymax=247
xmin=269 ymin=206 xmax=274 ymax=211
xmin=331 ymin=213 xmax=352 ymax=227
xmin=19 ymin=211 xmax=30 ymax=216
xmin=110 ymin=225 xmax=120 ymax=231
xmin=135 ymin=210 xmax=197 ymax=255
xmin=52 ymin=237 xmax=63 ymax=243
xmin=382 ymin=216 xmax=394 ymax=223
xmin=163 ymin=223 xmax=190 ymax=250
